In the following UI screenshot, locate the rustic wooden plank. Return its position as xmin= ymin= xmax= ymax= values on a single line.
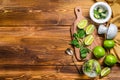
xmin=0 ymin=65 xmax=119 ymax=80
xmin=0 ymin=26 xmax=73 ymax=65
xmin=0 ymin=45 xmax=75 ymax=65
xmin=0 ymin=0 xmax=94 ymax=26
xmin=0 ymin=65 xmax=87 ymax=80
xmin=0 ymin=26 xmax=70 ymax=44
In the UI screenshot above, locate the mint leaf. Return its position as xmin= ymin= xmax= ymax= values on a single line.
xmin=81 ymin=53 xmax=87 ymax=58
xmin=73 ymin=33 xmax=78 ymax=39
xmin=71 ymin=39 xmax=78 ymax=45
xmin=70 ymin=39 xmax=80 ymax=48
xmin=80 ymin=47 xmax=90 ymax=54
xmin=76 ymin=44 xmax=80 ymax=48
xmin=77 ymin=29 xmax=86 ymax=38
xmin=85 ymin=62 xmax=93 ymax=72
xmin=80 ymin=47 xmax=90 ymax=59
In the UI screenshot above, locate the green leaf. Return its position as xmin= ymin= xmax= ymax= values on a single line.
xmin=73 ymin=33 xmax=78 ymax=39
xmin=80 ymin=47 xmax=90 ymax=54
xmin=85 ymin=61 xmax=93 ymax=72
xmin=94 ymin=9 xmax=98 ymax=14
xmin=77 ymin=29 xmax=86 ymax=38
xmin=81 ymin=53 xmax=87 ymax=58
xmin=75 ymin=44 xmax=80 ymax=48
xmin=71 ymin=39 xmax=78 ymax=45
xmin=80 ymin=47 xmax=90 ymax=59
xmin=70 ymin=39 xmax=80 ymax=48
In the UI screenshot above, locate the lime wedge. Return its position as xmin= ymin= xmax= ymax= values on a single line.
xmin=77 ymin=19 xmax=88 ymax=29
xmin=86 ymin=24 xmax=95 ymax=35
xmin=95 ymin=61 xmax=101 ymax=74
xmin=84 ymin=35 xmax=94 ymax=45
xmin=101 ymin=67 xmax=111 ymax=77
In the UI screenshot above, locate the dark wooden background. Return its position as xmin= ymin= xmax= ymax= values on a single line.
xmin=0 ymin=0 xmax=120 ymax=80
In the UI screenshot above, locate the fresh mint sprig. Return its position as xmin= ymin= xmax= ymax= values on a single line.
xmin=70 ymin=29 xmax=90 ymax=59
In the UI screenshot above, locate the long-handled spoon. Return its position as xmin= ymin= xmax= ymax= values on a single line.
xmin=65 ymin=48 xmax=83 ymax=74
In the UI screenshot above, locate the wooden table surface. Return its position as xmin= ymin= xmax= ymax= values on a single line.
xmin=0 ymin=0 xmax=120 ymax=80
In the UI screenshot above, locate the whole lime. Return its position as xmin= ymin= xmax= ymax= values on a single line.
xmin=103 ymin=40 xmax=115 ymax=49
xmin=104 ymin=54 xmax=117 ymax=66
xmin=93 ymin=46 xmax=105 ymax=58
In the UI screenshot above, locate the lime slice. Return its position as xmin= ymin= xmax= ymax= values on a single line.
xmin=101 ymin=67 xmax=111 ymax=77
xmin=84 ymin=35 xmax=94 ymax=45
xmin=86 ymin=24 xmax=95 ymax=35
xmin=77 ymin=19 xmax=88 ymax=29
xmin=95 ymin=61 xmax=101 ymax=74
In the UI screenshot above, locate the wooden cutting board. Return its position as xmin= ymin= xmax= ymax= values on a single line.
xmin=70 ymin=6 xmax=103 ymax=61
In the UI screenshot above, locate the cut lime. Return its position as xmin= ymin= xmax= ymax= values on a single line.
xmin=101 ymin=67 xmax=111 ymax=77
xmin=84 ymin=35 xmax=94 ymax=45
xmin=95 ymin=61 xmax=101 ymax=74
xmin=86 ymin=24 xmax=95 ymax=35
xmin=77 ymin=19 xmax=88 ymax=29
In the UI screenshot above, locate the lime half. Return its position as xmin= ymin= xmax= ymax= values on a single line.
xmin=84 ymin=35 xmax=94 ymax=45
xmin=101 ymin=67 xmax=111 ymax=77
xmin=77 ymin=19 xmax=88 ymax=29
xmin=86 ymin=24 xmax=95 ymax=35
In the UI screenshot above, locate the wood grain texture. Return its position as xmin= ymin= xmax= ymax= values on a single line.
xmin=0 ymin=65 xmax=120 ymax=80
xmin=0 ymin=0 xmax=119 ymax=80
xmin=0 ymin=0 xmax=94 ymax=26
xmin=0 ymin=26 xmax=73 ymax=65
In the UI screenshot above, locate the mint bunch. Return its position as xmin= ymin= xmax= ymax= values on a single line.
xmin=70 ymin=29 xmax=90 ymax=59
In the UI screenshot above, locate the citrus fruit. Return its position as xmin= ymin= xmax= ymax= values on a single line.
xmin=101 ymin=67 xmax=111 ymax=77
xmin=84 ymin=35 xmax=94 ymax=45
xmin=77 ymin=19 xmax=88 ymax=29
xmin=93 ymin=46 xmax=105 ymax=58
xmin=104 ymin=54 xmax=117 ymax=66
xmin=86 ymin=24 xmax=95 ymax=35
xmin=95 ymin=61 xmax=101 ymax=74
xmin=103 ymin=40 xmax=115 ymax=49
